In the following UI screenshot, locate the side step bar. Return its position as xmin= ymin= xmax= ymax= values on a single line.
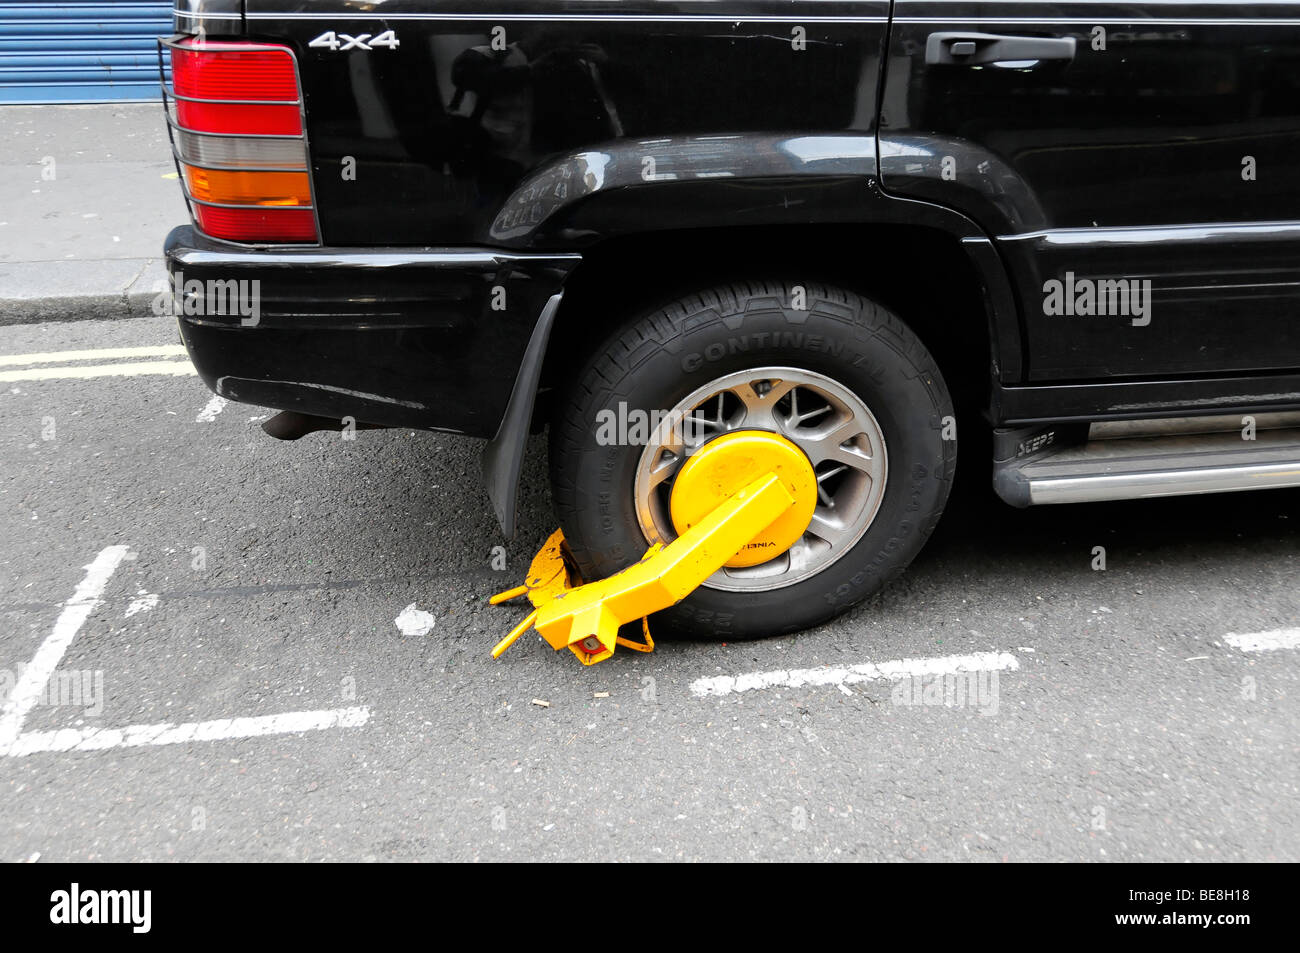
xmin=994 ymin=415 xmax=1300 ymax=506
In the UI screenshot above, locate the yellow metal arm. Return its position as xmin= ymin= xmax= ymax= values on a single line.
xmin=533 ymin=473 xmax=795 ymax=664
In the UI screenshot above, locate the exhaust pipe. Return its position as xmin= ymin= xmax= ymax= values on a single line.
xmin=261 ymin=411 xmax=383 ymax=441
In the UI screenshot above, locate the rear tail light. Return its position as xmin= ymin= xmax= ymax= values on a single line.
xmin=162 ymin=37 xmax=318 ymax=245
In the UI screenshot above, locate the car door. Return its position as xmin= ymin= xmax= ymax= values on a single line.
xmin=880 ymin=1 xmax=1300 ymax=381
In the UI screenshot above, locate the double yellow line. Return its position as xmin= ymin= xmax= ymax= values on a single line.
xmin=0 ymin=345 xmax=197 ymax=382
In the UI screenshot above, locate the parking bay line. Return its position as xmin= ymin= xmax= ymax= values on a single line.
xmin=5 ymin=707 xmax=372 ymax=757
xmin=0 ymin=545 xmax=131 ymax=748
xmin=196 ymin=394 xmax=228 ymax=422
xmin=694 ymin=629 xmax=1300 ymax=699
xmin=0 ymin=545 xmax=371 ymax=758
xmin=1225 ymin=628 xmax=1300 ymax=652
xmin=690 ymin=651 xmax=1022 ymax=698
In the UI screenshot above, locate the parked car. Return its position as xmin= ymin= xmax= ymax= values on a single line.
xmin=162 ymin=0 xmax=1300 ymax=637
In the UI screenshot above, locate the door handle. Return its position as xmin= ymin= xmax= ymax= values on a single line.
xmin=925 ymin=32 xmax=1076 ymax=66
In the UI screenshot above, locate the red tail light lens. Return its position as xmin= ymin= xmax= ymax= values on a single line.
xmin=164 ymin=37 xmax=318 ymax=245
xmin=193 ymin=205 xmax=319 ymax=243
xmin=171 ymin=44 xmax=300 ymax=101
xmin=174 ymin=99 xmax=303 ymax=136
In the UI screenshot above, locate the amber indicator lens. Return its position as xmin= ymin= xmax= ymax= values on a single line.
xmin=182 ymin=165 xmax=312 ymax=207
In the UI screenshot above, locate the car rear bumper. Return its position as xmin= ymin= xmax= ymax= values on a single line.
xmin=164 ymin=226 xmax=580 ymax=437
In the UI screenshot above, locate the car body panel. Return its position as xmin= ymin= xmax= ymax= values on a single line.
xmin=165 ymin=0 xmax=1300 ymax=464
xmin=166 ymin=226 xmax=579 ymax=436
xmin=241 ymin=0 xmax=891 ymax=245
xmin=882 ymin=0 xmax=1300 ymax=380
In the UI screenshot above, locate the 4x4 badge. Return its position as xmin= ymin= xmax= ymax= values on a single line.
xmin=308 ymin=30 xmax=400 ymax=52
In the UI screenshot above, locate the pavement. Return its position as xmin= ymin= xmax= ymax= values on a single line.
xmin=0 ymin=103 xmax=185 ymax=325
xmin=0 ymin=104 xmax=1297 ymax=862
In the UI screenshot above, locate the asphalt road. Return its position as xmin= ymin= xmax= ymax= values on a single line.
xmin=0 ymin=314 xmax=1296 ymax=862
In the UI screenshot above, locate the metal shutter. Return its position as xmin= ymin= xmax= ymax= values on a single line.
xmin=0 ymin=1 xmax=173 ymax=104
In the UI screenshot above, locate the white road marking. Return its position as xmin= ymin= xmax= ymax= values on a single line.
xmin=0 ymin=345 xmax=188 ymax=368
xmin=1225 ymin=629 xmax=1300 ymax=653
xmin=0 ymin=546 xmax=130 ymax=749
xmin=0 ymin=360 xmax=196 ymax=382
xmin=0 ymin=545 xmax=372 ymax=758
xmin=124 ymin=593 xmax=159 ymax=617
xmin=395 ymin=603 xmax=436 ymax=636
xmin=690 ymin=651 xmax=1021 ymax=698
xmin=5 ymin=707 xmax=372 ymax=757
xmin=196 ymin=394 xmax=229 ymax=422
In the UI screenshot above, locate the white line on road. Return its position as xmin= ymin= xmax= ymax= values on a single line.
xmin=690 ymin=651 xmax=1022 ymax=697
xmin=0 ymin=345 xmax=188 ymax=368
xmin=5 ymin=707 xmax=372 ymax=757
xmin=0 ymin=360 xmax=196 ymax=382
xmin=0 ymin=545 xmax=373 ymax=758
xmin=0 ymin=545 xmax=130 ymax=749
xmin=196 ymin=394 xmax=229 ymax=422
xmin=1225 ymin=629 xmax=1300 ymax=652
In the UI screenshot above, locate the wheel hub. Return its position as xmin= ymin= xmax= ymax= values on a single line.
xmin=634 ymin=366 xmax=889 ymax=592
xmin=668 ymin=430 xmax=817 ymax=568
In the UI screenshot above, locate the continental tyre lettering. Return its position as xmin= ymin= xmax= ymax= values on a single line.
xmin=682 ymin=332 xmax=845 ymax=372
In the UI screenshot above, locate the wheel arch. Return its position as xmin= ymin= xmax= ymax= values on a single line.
xmin=486 ymin=179 xmax=1026 ymax=535
xmin=540 ymin=218 xmax=1020 ymax=427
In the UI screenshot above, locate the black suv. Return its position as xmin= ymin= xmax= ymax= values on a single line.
xmin=162 ymin=0 xmax=1300 ymax=637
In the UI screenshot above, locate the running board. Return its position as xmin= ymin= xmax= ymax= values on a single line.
xmin=994 ymin=422 xmax=1300 ymax=506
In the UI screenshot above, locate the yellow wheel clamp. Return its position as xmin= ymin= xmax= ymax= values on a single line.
xmin=490 ymin=431 xmax=818 ymax=665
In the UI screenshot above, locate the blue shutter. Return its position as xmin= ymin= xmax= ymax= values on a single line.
xmin=0 ymin=2 xmax=174 ymax=103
